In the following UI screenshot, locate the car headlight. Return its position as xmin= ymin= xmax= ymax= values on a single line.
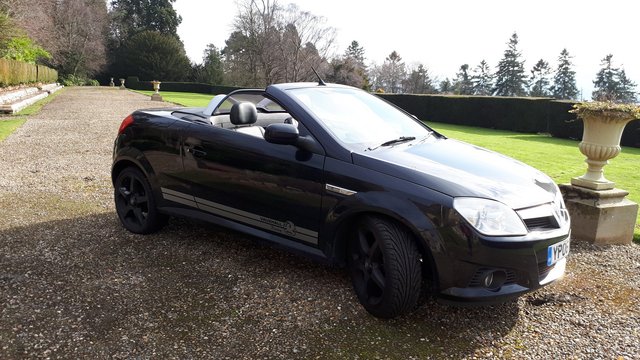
xmin=453 ymin=197 xmax=527 ymax=236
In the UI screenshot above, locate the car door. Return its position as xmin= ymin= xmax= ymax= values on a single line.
xmin=175 ymin=121 xmax=325 ymax=246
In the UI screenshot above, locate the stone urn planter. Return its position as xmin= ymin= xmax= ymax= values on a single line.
xmin=150 ymin=80 xmax=162 ymax=101
xmin=570 ymin=102 xmax=640 ymax=190
xmin=151 ymin=80 xmax=161 ymax=93
xmin=560 ymin=102 xmax=639 ymax=244
xmin=119 ymin=78 xmax=126 ymax=90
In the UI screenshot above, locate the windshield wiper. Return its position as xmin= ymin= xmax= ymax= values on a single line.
xmin=367 ymin=136 xmax=416 ymax=151
xmin=380 ymin=136 xmax=416 ymax=147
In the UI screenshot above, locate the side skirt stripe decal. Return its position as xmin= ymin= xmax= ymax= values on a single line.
xmin=160 ymin=187 xmax=318 ymax=245
xmin=162 ymin=193 xmax=197 ymax=208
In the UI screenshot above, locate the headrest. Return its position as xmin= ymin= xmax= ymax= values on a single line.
xmin=230 ymin=102 xmax=257 ymax=125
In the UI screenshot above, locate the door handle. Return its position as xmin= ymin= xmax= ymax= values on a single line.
xmin=186 ymin=145 xmax=207 ymax=157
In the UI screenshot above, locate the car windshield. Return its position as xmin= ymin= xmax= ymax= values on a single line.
xmin=288 ymin=87 xmax=431 ymax=147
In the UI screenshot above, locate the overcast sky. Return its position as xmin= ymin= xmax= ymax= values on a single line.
xmin=174 ymin=0 xmax=639 ymax=99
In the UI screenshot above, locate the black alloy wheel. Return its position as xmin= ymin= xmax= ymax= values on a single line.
xmin=348 ymin=216 xmax=422 ymax=318
xmin=114 ymin=167 xmax=167 ymax=234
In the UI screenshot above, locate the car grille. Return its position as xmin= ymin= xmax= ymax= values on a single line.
xmin=468 ymin=268 xmax=517 ymax=287
xmin=523 ymin=216 xmax=557 ymax=231
xmin=517 ymin=203 xmax=562 ymax=232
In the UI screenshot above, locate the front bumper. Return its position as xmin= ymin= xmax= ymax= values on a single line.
xmin=434 ymin=228 xmax=570 ymax=305
xmin=437 ymin=258 xmax=566 ymax=305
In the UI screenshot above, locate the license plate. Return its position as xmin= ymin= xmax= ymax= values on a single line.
xmin=547 ymin=239 xmax=570 ymax=266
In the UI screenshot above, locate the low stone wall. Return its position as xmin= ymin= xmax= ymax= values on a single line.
xmin=0 ymin=83 xmax=63 ymax=114
xmin=0 ymin=87 xmax=40 ymax=104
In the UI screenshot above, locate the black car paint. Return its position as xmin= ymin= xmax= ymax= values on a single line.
xmin=112 ymin=82 xmax=570 ymax=305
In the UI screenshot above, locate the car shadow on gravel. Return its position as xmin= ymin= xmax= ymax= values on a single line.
xmin=0 ymin=213 xmax=519 ymax=359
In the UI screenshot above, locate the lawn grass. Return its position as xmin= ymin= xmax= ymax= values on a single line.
xmin=135 ymin=89 xmax=640 ymax=241
xmin=134 ymin=90 xmax=215 ymax=107
xmin=0 ymin=118 xmax=26 ymax=142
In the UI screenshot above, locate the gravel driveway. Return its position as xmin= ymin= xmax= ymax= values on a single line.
xmin=1 ymin=87 xmax=639 ymax=359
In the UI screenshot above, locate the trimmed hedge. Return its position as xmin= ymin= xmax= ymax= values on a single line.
xmin=378 ymin=94 xmax=640 ymax=148
xmin=126 ymin=76 xmax=241 ymax=95
xmin=0 ymin=58 xmax=58 ymax=86
xmin=37 ymin=65 xmax=58 ymax=83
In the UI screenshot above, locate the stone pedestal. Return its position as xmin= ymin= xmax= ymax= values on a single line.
xmin=559 ymin=184 xmax=638 ymax=245
xmin=151 ymin=93 xmax=163 ymax=101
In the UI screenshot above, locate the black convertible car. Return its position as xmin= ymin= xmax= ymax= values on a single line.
xmin=112 ymin=82 xmax=570 ymax=318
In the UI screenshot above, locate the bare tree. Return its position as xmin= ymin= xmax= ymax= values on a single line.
xmin=371 ymin=51 xmax=406 ymax=93
xmin=225 ymin=0 xmax=335 ymax=87
xmin=0 ymin=0 xmax=107 ymax=76
xmin=0 ymin=11 xmax=17 ymax=46
xmin=51 ymin=0 xmax=108 ymax=76
xmin=326 ymin=56 xmax=366 ymax=88
xmin=278 ymin=4 xmax=335 ymax=82
xmin=0 ymin=0 xmax=55 ymax=48
xmin=231 ymin=0 xmax=280 ymax=86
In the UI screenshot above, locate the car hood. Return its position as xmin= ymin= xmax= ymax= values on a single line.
xmin=352 ymin=137 xmax=557 ymax=210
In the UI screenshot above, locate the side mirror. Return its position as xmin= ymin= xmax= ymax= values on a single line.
xmin=265 ymin=123 xmax=325 ymax=155
xmin=265 ymin=123 xmax=299 ymax=145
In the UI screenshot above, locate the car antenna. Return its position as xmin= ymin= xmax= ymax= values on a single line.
xmin=311 ymin=67 xmax=326 ymax=86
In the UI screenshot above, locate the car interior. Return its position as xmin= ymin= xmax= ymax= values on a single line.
xmin=171 ymin=100 xmax=298 ymax=139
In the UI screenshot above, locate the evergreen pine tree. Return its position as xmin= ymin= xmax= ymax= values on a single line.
xmin=493 ymin=32 xmax=527 ymax=96
xmin=529 ymin=59 xmax=552 ymax=97
xmin=200 ymin=44 xmax=224 ymax=84
xmin=342 ymin=40 xmax=370 ymax=90
xmin=618 ymin=69 xmax=638 ymax=104
xmin=453 ymin=64 xmax=474 ymax=95
xmin=402 ymin=63 xmax=436 ymax=94
xmin=345 ymin=40 xmax=366 ymax=68
xmin=592 ymin=54 xmax=621 ymax=102
xmin=471 ymin=60 xmax=493 ymax=95
xmin=551 ymin=48 xmax=578 ymax=100
xmin=439 ymin=78 xmax=453 ymax=94
xmin=110 ymin=0 xmax=182 ymax=42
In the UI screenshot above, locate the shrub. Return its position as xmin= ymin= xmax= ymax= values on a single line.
xmin=2 ymin=36 xmax=51 ymax=64
xmin=119 ymin=31 xmax=191 ymax=81
xmin=60 ymin=74 xmax=99 ymax=86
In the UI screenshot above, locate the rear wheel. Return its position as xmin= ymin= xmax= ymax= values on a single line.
xmin=348 ymin=216 xmax=422 ymax=318
xmin=114 ymin=167 xmax=167 ymax=234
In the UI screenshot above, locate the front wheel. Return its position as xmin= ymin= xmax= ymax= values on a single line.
xmin=114 ymin=167 xmax=167 ymax=234
xmin=348 ymin=216 xmax=422 ymax=318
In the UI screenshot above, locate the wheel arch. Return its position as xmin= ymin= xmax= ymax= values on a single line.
xmin=322 ymin=195 xmax=442 ymax=290
xmin=111 ymin=153 xmax=157 ymax=188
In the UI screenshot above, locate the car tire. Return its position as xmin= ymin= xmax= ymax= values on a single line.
xmin=114 ymin=167 xmax=167 ymax=234
xmin=348 ymin=216 xmax=422 ymax=318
